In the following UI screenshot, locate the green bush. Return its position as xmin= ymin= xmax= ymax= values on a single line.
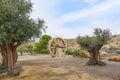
xmin=17 ymin=46 xmax=29 ymax=54
xmin=73 ymin=50 xmax=87 ymax=58
xmin=18 ymin=44 xmax=37 ymax=55
xmin=34 ymin=34 xmax=52 ymax=54
xmin=27 ymin=45 xmax=34 ymax=55
xmin=66 ymin=49 xmax=88 ymax=58
xmin=7 ymin=70 xmax=13 ymax=76
xmin=66 ymin=49 xmax=74 ymax=55
xmin=18 ymin=47 xmax=24 ymax=56
xmin=72 ymin=50 xmax=79 ymax=57
xmin=79 ymin=51 xmax=88 ymax=58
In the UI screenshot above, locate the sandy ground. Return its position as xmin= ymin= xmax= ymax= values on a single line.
xmin=17 ymin=53 xmax=73 ymax=61
xmin=1 ymin=54 xmax=120 ymax=80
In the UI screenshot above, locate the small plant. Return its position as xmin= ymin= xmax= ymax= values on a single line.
xmin=73 ymin=50 xmax=88 ymax=58
xmin=27 ymin=45 xmax=34 ymax=55
xmin=18 ymin=47 xmax=24 ymax=56
xmin=73 ymin=50 xmax=79 ymax=57
xmin=66 ymin=49 xmax=74 ymax=55
xmin=79 ymin=51 xmax=88 ymax=58
xmin=0 ymin=63 xmax=5 ymax=74
xmin=7 ymin=70 xmax=13 ymax=76
xmin=108 ymin=56 xmax=120 ymax=62
xmin=66 ymin=49 xmax=88 ymax=58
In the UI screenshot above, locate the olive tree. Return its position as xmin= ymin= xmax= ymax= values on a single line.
xmin=0 ymin=0 xmax=46 ymax=72
xmin=77 ymin=28 xmax=111 ymax=66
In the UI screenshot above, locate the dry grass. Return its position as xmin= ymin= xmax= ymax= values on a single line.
xmin=108 ymin=55 xmax=120 ymax=62
xmin=1 ymin=65 xmax=94 ymax=80
xmin=1 ymin=57 xmax=120 ymax=80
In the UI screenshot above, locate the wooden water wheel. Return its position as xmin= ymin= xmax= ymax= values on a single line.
xmin=48 ymin=37 xmax=67 ymax=57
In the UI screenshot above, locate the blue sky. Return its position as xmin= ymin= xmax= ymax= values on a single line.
xmin=30 ymin=0 xmax=120 ymax=38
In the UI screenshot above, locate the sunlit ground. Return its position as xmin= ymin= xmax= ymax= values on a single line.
xmin=1 ymin=54 xmax=120 ymax=80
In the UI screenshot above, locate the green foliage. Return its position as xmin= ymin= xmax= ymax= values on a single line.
xmin=34 ymin=34 xmax=52 ymax=54
xmin=77 ymin=36 xmax=98 ymax=49
xmin=27 ymin=45 xmax=34 ymax=55
xmin=66 ymin=49 xmax=74 ymax=55
xmin=77 ymin=28 xmax=111 ymax=66
xmin=0 ymin=0 xmax=46 ymax=46
xmin=77 ymin=28 xmax=111 ymax=50
xmin=79 ymin=51 xmax=88 ymax=58
xmin=18 ymin=46 xmax=28 ymax=52
xmin=73 ymin=50 xmax=88 ymax=58
xmin=94 ymin=28 xmax=111 ymax=45
xmin=66 ymin=49 xmax=88 ymax=58
xmin=17 ymin=46 xmax=24 ymax=55
xmin=7 ymin=70 xmax=13 ymax=76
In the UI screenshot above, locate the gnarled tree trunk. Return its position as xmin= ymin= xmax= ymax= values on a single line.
xmin=88 ymin=48 xmax=98 ymax=62
xmin=0 ymin=43 xmax=19 ymax=71
xmin=87 ymin=47 xmax=105 ymax=66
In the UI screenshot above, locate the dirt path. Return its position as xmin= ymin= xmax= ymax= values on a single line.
xmin=1 ymin=55 xmax=120 ymax=80
xmin=85 ymin=61 xmax=120 ymax=80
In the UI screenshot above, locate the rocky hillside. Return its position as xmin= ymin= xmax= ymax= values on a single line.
xmin=102 ymin=35 xmax=120 ymax=54
xmin=65 ymin=35 xmax=120 ymax=52
xmin=103 ymin=35 xmax=120 ymax=49
xmin=64 ymin=39 xmax=80 ymax=50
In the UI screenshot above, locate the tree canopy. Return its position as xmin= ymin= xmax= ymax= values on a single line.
xmin=0 ymin=0 xmax=46 ymax=46
xmin=77 ymin=28 xmax=111 ymax=50
xmin=0 ymin=0 xmax=46 ymax=73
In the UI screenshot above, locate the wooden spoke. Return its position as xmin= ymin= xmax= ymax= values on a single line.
xmin=48 ymin=37 xmax=67 ymax=57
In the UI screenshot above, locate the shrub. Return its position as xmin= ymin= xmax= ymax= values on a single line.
xmin=17 ymin=47 xmax=24 ymax=56
xmin=66 ymin=49 xmax=88 ymax=58
xmin=66 ymin=49 xmax=74 ymax=55
xmin=116 ymin=56 xmax=120 ymax=62
xmin=73 ymin=50 xmax=88 ymax=58
xmin=73 ymin=50 xmax=79 ymax=57
xmin=27 ymin=45 xmax=34 ymax=55
xmin=17 ymin=46 xmax=29 ymax=54
xmin=34 ymin=34 xmax=52 ymax=54
xmin=7 ymin=70 xmax=13 ymax=76
xmin=108 ymin=56 xmax=120 ymax=62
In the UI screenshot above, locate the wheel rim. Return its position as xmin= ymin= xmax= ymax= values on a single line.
xmin=48 ymin=37 xmax=67 ymax=57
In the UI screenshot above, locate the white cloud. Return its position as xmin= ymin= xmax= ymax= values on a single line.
xmin=30 ymin=0 xmax=120 ymax=39
xmin=84 ymin=0 xmax=100 ymax=5
xmin=60 ymin=0 xmax=120 ymax=23
xmin=30 ymin=0 xmax=63 ymax=37
xmin=59 ymin=0 xmax=120 ymax=38
xmin=30 ymin=0 xmax=60 ymax=20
